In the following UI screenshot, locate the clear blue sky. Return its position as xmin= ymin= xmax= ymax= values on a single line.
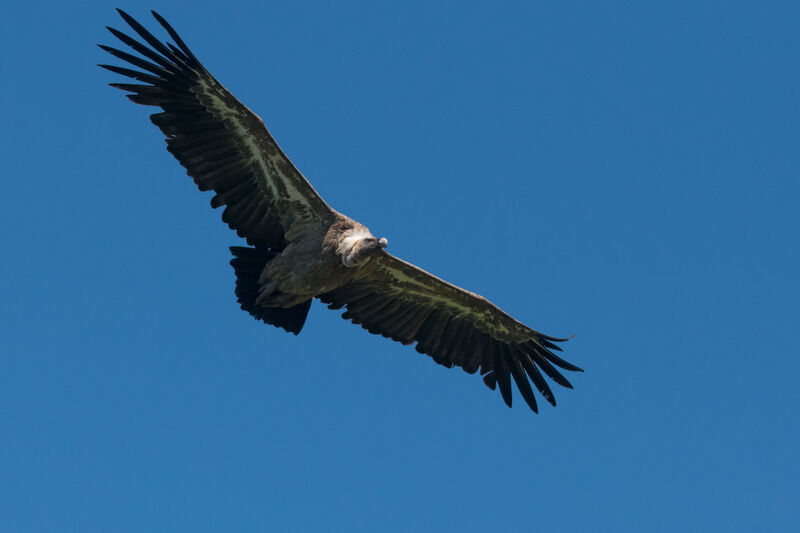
xmin=1 ymin=1 xmax=798 ymax=531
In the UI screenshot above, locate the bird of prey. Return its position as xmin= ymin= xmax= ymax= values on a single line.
xmin=99 ymin=9 xmax=583 ymax=412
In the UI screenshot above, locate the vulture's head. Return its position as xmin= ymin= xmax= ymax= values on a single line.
xmin=339 ymin=231 xmax=388 ymax=267
xmin=362 ymin=237 xmax=389 ymax=250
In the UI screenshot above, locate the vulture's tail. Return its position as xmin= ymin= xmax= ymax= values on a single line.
xmin=229 ymin=247 xmax=311 ymax=335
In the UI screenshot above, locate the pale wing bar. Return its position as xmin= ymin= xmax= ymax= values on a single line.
xmin=99 ymin=9 xmax=332 ymax=251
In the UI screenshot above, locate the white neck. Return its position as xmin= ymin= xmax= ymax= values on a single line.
xmin=337 ymin=228 xmax=372 ymax=255
xmin=338 ymin=228 xmax=374 ymax=267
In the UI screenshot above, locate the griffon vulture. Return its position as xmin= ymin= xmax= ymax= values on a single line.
xmin=99 ymin=9 xmax=583 ymax=412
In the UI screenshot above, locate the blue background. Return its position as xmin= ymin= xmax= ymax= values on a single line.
xmin=2 ymin=1 xmax=798 ymax=531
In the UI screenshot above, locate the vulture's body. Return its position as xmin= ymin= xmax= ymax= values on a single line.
xmin=100 ymin=10 xmax=583 ymax=412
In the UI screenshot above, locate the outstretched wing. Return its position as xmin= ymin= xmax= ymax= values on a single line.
xmin=319 ymin=252 xmax=582 ymax=412
xmin=99 ymin=9 xmax=334 ymax=250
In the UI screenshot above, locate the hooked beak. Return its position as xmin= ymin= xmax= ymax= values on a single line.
xmin=377 ymin=237 xmax=388 ymax=248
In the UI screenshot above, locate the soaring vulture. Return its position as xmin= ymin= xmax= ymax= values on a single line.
xmin=99 ymin=9 xmax=583 ymax=412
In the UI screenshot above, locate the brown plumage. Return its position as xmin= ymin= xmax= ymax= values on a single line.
xmin=100 ymin=9 xmax=583 ymax=412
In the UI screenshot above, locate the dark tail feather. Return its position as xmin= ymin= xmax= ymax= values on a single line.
xmin=229 ymin=246 xmax=311 ymax=335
